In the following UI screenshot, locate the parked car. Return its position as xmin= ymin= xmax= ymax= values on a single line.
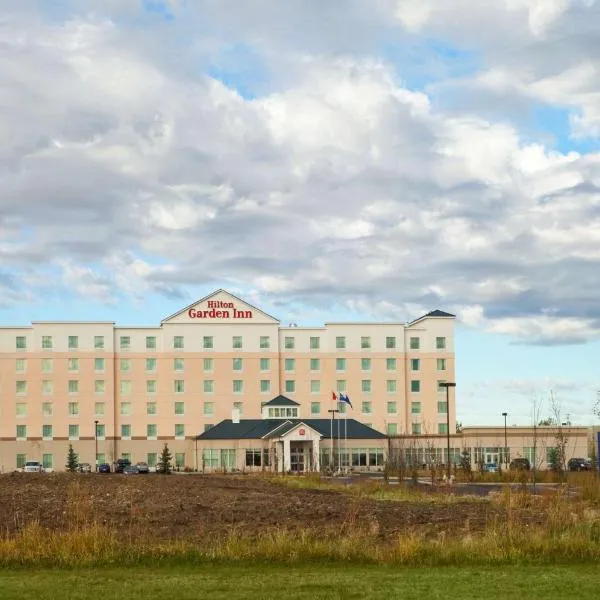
xmin=568 ymin=458 xmax=593 ymax=472
xmin=23 ymin=461 xmax=43 ymax=473
xmin=509 ymin=458 xmax=531 ymax=471
xmin=123 ymin=465 xmax=139 ymax=475
xmin=136 ymin=462 xmax=149 ymax=474
xmin=114 ymin=458 xmax=131 ymax=473
xmin=78 ymin=463 xmax=92 ymax=473
xmin=483 ymin=463 xmax=498 ymax=473
xmin=98 ymin=463 xmax=111 ymax=473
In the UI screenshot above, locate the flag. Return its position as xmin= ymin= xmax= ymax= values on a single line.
xmin=332 ymin=391 xmax=337 ymax=402
xmin=340 ymin=393 xmax=353 ymax=409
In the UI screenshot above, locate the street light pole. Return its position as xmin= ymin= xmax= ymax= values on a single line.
xmin=440 ymin=382 xmax=456 ymax=482
xmin=94 ymin=420 xmax=99 ymax=472
xmin=502 ymin=412 xmax=508 ymax=467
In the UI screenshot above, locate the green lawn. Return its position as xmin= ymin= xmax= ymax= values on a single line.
xmin=0 ymin=564 xmax=599 ymax=600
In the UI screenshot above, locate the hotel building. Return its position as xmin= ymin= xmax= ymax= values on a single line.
xmin=0 ymin=289 xmax=456 ymax=471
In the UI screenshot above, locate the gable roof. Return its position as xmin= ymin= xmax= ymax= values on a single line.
xmin=196 ymin=419 xmax=387 ymax=440
xmin=408 ymin=309 xmax=456 ymax=326
xmin=161 ymin=288 xmax=280 ymax=324
xmin=262 ymin=395 xmax=300 ymax=407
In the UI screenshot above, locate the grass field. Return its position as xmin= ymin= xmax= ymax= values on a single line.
xmin=1 ymin=564 xmax=600 ymax=600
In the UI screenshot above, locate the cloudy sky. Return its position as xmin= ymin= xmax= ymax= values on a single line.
xmin=1 ymin=0 xmax=599 ymax=426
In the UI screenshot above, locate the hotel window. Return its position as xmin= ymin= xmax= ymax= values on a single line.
xmin=42 ymin=425 xmax=53 ymax=440
xmin=94 ymin=358 xmax=104 ymax=372
xmin=146 ymin=336 xmax=156 ymax=350
xmin=285 ymin=380 xmax=296 ymax=393
xmin=147 ymin=401 xmax=157 ymax=415
xmin=68 ymin=358 xmax=79 ymax=372
xmin=94 ymin=336 xmax=104 ymax=349
xmin=118 ymin=358 xmax=130 ymax=372
xmin=232 ymin=358 xmax=243 ymax=371
xmin=174 ymin=358 xmax=185 ymax=371
xmin=147 ymin=424 xmax=157 ymax=439
xmin=386 ymin=336 xmax=396 ymax=349
xmin=233 ymin=380 xmax=243 ymax=394
xmin=438 ymin=401 xmax=448 ymax=414
xmin=174 ymin=380 xmax=185 ymax=394
xmin=175 ymin=453 xmax=185 ymax=468
xmin=387 ymin=380 xmax=397 ymax=394
xmin=411 ymin=402 xmax=421 ymax=414
xmin=387 ymin=423 xmax=398 ymax=435
xmin=411 ymin=358 xmax=420 ymax=371
xmin=412 ymin=423 xmax=422 ymax=435
xmin=310 ymin=336 xmax=320 ymax=350
xmin=69 ymin=425 xmax=79 ymax=440
xmin=68 ymin=336 xmax=78 ymax=350
xmin=174 ymin=336 xmax=184 ymax=349
xmin=120 ymin=336 xmax=130 ymax=350
xmin=336 ymin=336 xmax=346 ymax=349
xmin=436 ymin=337 xmax=446 ymax=350
xmin=42 ymin=402 xmax=53 ymax=417
xmin=437 ymin=358 xmax=447 ymax=371
xmin=16 ymin=454 xmax=27 ymax=469
xmin=260 ymin=336 xmax=270 ymax=349
xmin=43 ymin=454 xmax=53 ymax=470
xmin=203 ymin=358 xmax=214 ymax=372
xmin=336 ymin=358 xmax=346 ymax=371
xmin=410 ymin=380 xmax=420 ymax=393
xmin=147 ymin=380 xmax=156 ymax=394
xmin=233 ymin=401 xmax=243 ymax=415
xmin=120 ymin=402 xmax=132 ymax=416
xmin=42 ymin=358 xmax=53 ymax=373
xmin=361 ymin=358 xmax=371 ymax=371
xmin=284 ymin=358 xmax=295 ymax=371
xmin=120 ymin=380 xmax=131 ymax=395
xmin=438 ymin=423 xmax=448 ymax=434
xmin=203 ymin=402 xmax=214 ymax=416
xmin=387 ymin=401 xmax=397 ymax=414
xmin=16 ymin=336 xmax=27 ymax=350
xmin=174 ymin=401 xmax=185 ymax=416
xmin=386 ymin=358 xmax=396 ymax=371
xmin=96 ymin=424 xmax=105 ymax=439
xmin=361 ymin=336 xmax=371 ymax=349
xmin=16 ymin=425 xmax=27 ymax=440
xmin=121 ymin=425 xmax=131 ymax=439
xmin=95 ymin=380 xmax=105 ymax=394
xmin=310 ymin=380 xmax=321 ymax=394
xmin=437 ymin=380 xmax=447 ymax=392
xmin=284 ymin=336 xmax=295 ymax=350
xmin=203 ymin=336 xmax=213 ymax=349
xmin=42 ymin=380 xmax=53 ymax=395
xmin=16 ymin=403 xmax=27 ymax=417
xmin=95 ymin=402 xmax=105 ymax=416
xmin=16 ymin=381 xmax=27 ymax=395
xmin=336 ymin=380 xmax=347 ymax=393
xmin=147 ymin=453 xmax=157 ymax=467
xmin=146 ymin=358 xmax=157 ymax=372
xmin=361 ymin=380 xmax=372 ymax=393
xmin=409 ymin=337 xmax=420 ymax=350
xmin=42 ymin=336 xmax=53 ymax=350
xmin=338 ymin=403 xmax=347 ymax=414
xmin=68 ymin=380 xmax=79 ymax=394
xmin=311 ymin=402 xmax=320 ymax=415
xmin=204 ymin=380 xmax=215 ymax=393
xmin=361 ymin=401 xmax=372 ymax=414
xmin=232 ymin=336 xmax=242 ymax=349
xmin=16 ymin=359 xmax=26 ymax=373
xmin=260 ymin=358 xmax=270 ymax=371
xmin=260 ymin=380 xmax=271 ymax=394
xmin=310 ymin=358 xmax=320 ymax=371
xmin=174 ymin=424 xmax=185 ymax=439
xmin=68 ymin=402 xmax=79 ymax=416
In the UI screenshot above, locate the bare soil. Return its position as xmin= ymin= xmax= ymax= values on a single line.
xmin=0 ymin=473 xmax=542 ymax=541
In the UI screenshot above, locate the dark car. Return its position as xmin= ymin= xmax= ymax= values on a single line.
xmin=114 ymin=458 xmax=132 ymax=473
xmin=98 ymin=463 xmax=111 ymax=473
xmin=568 ymin=458 xmax=592 ymax=472
xmin=136 ymin=462 xmax=149 ymax=474
xmin=123 ymin=465 xmax=139 ymax=475
xmin=509 ymin=458 xmax=531 ymax=471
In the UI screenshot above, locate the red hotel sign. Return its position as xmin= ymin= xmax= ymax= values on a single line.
xmin=298 ymin=428 xmax=306 ymax=436
xmin=188 ymin=300 xmax=253 ymax=320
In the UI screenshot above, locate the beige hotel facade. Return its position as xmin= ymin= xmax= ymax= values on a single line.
xmin=0 ymin=289 xmax=456 ymax=472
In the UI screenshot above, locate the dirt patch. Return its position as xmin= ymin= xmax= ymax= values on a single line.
xmin=0 ymin=473 xmax=542 ymax=542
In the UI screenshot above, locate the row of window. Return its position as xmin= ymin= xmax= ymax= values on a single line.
xmin=14 ymin=335 xmax=448 ymax=352
xmin=15 ymin=452 xmax=187 ymax=470
xmin=14 ymin=423 xmax=189 ymax=440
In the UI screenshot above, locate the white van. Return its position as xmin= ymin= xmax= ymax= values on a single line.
xmin=23 ymin=461 xmax=43 ymax=473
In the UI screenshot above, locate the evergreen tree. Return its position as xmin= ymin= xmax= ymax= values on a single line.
xmin=158 ymin=443 xmax=172 ymax=474
xmin=66 ymin=444 xmax=79 ymax=472
xmin=459 ymin=448 xmax=471 ymax=476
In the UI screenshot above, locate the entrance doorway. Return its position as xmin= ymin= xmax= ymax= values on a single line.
xmin=290 ymin=443 xmax=305 ymax=473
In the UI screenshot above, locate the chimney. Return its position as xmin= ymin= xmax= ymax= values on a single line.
xmin=232 ymin=408 xmax=240 ymax=424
